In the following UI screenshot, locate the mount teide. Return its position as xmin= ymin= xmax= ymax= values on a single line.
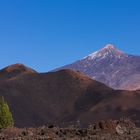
xmin=57 ymin=44 xmax=140 ymax=90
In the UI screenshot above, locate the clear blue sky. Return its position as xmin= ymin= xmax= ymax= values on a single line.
xmin=0 ymin=0 xmax=140 ymax=72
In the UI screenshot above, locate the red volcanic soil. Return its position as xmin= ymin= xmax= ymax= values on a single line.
xmin=0 ymin=64 xmax=139 ymax=127
xmin=0 ymin=63 xmax=37 ymax=80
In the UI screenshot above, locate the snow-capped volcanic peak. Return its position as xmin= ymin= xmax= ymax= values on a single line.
xmin=57 ymin=44 xmax=140 ymax=90
xmin=85 ymin=44 xmax=127 ymax=60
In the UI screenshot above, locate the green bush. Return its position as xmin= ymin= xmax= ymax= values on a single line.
xmin=0 ymin=97 xmax=14 ymax=129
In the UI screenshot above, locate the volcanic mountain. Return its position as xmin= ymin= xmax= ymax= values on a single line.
xmin=0 ymin=64 xmax=139 ymax=127
xmin=57 ymin=44 xmax=140 ymax=90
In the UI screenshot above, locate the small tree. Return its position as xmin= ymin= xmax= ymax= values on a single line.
xmin=0 ymin=97 xmax=14 ymax=128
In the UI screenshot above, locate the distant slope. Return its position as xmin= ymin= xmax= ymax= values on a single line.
xmin=56 ymin=44 xmax=140 ymax=90
xmin=0 ymin=64 xmax=139 ymax=127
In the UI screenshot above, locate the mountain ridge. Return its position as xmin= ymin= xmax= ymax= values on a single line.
xmin=0 ymin=65 xmax=139 ymax=127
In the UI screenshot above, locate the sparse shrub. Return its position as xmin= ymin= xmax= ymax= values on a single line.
xmin=0 ymin=97 xmax=14 ymax=129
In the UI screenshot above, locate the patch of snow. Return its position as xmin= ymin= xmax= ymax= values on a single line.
xmin=83 ymin=44 xmax=128 ymax=60
xmin=83 ymin=51 xmax=98 ymax=60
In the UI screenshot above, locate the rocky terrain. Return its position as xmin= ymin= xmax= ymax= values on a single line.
xmin=0 ymin=64 xmax=139 ymax=127
xmin=0 ymin=118 xmax=139 ymax=140
xmin=57 ymin=44 xmax=140 ymax=90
